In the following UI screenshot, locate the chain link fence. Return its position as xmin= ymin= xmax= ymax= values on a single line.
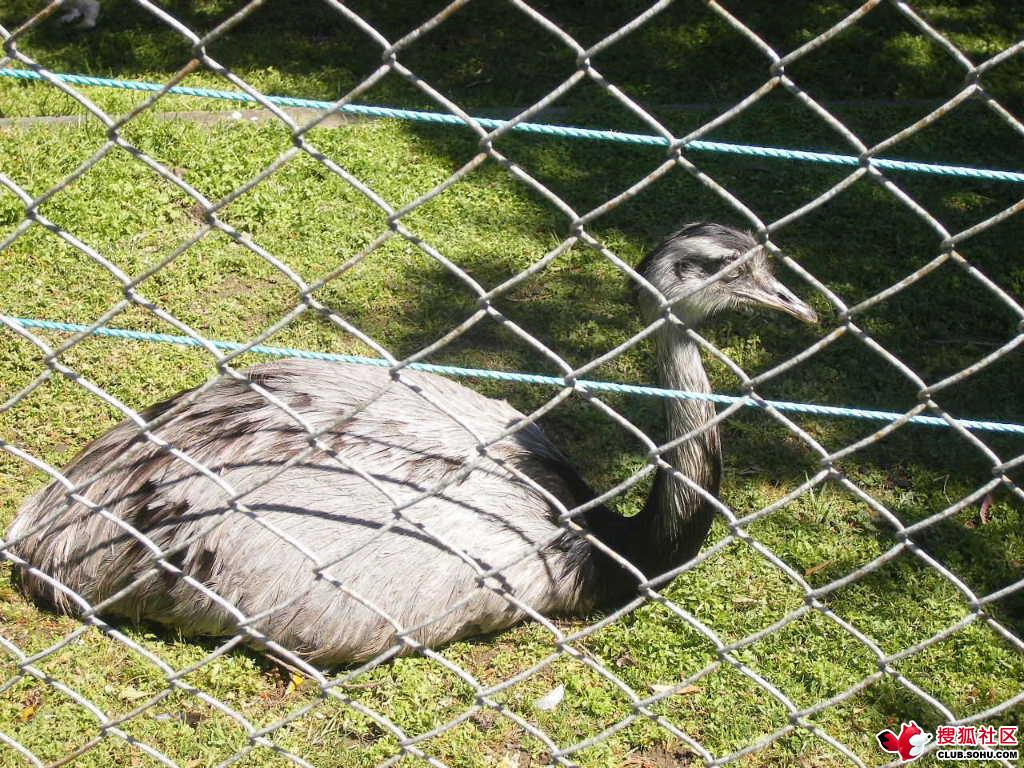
xmin=1 ymin=1 xmax=1022 ymax=766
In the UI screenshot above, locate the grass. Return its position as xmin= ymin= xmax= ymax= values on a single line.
xmin=1 ymin=1 xmax=1023 ymax=766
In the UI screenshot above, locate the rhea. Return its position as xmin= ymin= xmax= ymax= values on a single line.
xmin=7 ymin=223 xmax=816 ymax=665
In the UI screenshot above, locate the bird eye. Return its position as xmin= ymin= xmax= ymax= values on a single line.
xmin=673 ymin=256 xmax=733 ymax=280
xmin=696 ymin=256 xmax=726 ymax=274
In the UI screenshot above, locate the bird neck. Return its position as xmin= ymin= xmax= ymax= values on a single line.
xmin=583 ymin=323 xmax=721 ymax=589
xmin=641 ymin=324 xmax=721 ymax=567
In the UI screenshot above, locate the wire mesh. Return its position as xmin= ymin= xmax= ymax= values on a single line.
xmin=0 ymin=1 xmax=1022 ymax=767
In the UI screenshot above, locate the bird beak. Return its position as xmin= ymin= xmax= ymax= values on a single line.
xmin=744 ymin=276 xmax=819 ymax=324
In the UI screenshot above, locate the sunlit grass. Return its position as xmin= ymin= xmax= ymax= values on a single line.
xmin=1 ymin=2 xmax=1022 ymax=767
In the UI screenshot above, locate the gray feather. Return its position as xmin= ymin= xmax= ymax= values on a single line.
xmin=8 ymin=361 xmax=595 ymax=663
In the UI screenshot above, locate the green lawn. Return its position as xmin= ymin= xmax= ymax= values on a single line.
xmin=1 ymin=2 xmax=1022 ymax=767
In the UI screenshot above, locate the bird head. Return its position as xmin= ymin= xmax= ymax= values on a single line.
xmin=636 ymin=222 xmax=818 ymax=327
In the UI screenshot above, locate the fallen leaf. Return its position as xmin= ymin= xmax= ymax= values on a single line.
xmin=285 ymin=671 xmax=305 ymax=695
xmin=804 ymin=560 xmax=836 ymax=578
xmin=649 ymin=683 xmax=700 ymax=696
xmin=496 ymin=753 xmax=519 ymax=768
xmin=18 ymin=690 xmax=42 ymax=722
xmin=533 ymin=684 xmax=564 ymax=711
xmin=979 ymin=493 xmax=994 ymax=524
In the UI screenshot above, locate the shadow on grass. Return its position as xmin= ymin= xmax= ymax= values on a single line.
xmin=2 ymin=0 xmax=1022 ymax=115
xmin=2 ymin=0 xmax=1022 ymax=750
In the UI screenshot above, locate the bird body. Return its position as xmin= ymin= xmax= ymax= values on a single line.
xmin=6 ymin=223 xmax=816 ymax=665
xmin=9 ymin=362 xmax=602 ymax=663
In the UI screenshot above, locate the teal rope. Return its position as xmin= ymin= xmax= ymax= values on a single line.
xmin=6 ymin=317 xmax=1023 ymax=436
xmin=3 ymin=68 xmax=1024 ymax=184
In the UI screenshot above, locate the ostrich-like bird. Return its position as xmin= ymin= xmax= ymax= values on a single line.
xmin=7 ymin=223 xmax=816 ymax=665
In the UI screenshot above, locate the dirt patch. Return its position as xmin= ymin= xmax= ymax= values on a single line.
xmin=624 ymin=743 xmax=695 ymax=767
